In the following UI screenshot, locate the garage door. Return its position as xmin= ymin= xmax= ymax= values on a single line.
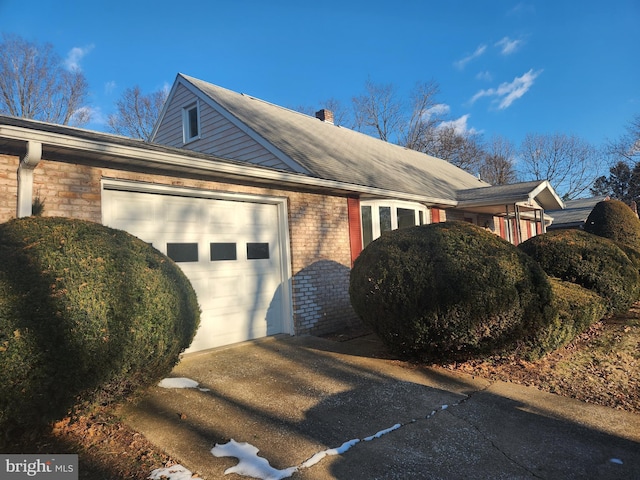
xmin=102 ymin=186 xmax=290 ymax=353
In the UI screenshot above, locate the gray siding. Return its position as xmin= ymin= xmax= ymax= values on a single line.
xmin=154 ymin=84 xmax=293 ymax=170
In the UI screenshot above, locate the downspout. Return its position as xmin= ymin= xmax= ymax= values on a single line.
xmin=17 ymin=141 xmax=42 ymax=217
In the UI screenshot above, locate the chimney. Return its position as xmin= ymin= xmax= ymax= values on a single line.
xmin=315 ymin=109 xmax=334 ymax=124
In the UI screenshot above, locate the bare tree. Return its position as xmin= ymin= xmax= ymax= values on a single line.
xmin=351 ymin=79 xmax=404 ymax=142
xmin=0 ymin=34 xmax=90 ymax=126
xmin=400 ymin=81 xmax=444 ymax=152
xmin=607 ymin=113 xmax=640 ymax=164
xmin=479 ymin=135 xmax=518 ymax=185
xmin=427 ymin=126 xmax=485 ymax=175
xmin=107 ymin=86 xmax=168 ymax=140
xmin=518 ymin=133 xmax=602 ymax=200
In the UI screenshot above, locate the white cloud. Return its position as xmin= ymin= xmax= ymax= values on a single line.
xmin=64 ymin=44 xmax=94 ymax=72
xmin=104 ymin=81 xmax=117 ymax=95
xmin=437 ymin=114 xmax=480 ymax=136
xmin=495 ymin=36 xmax=523 ymax=55
xmin=425 ymin=103 xmax=450 ymax=117
xmin=508 ymin=2 xmax=536 ymax=17
xmin=470 ymin=69 xmax=543 ymax=109
xmin=454 ymin=44 xmax=487 ymax=70
xmin=476 ymin=71 xmax=493 ymax=82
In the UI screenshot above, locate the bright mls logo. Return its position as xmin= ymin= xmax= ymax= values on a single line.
xmin=2 ymin=455 xmax=78 ymax=479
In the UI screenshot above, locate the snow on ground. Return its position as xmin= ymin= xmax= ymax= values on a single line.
xmin=148 ymin=464 xmax=194 ymax=480
xmin=158 ymin=377 xmax=210 ymax=392
xmin=211 ymin=421 xmax=407 ymax=479
xmin=151 ymin=380 xmax=457 ymax=480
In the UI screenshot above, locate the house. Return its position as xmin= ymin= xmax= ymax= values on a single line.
xmin=0 ymin=73 xmax=563 ymax=353
xmin=546 ymin=196 xmax=608 ymax=230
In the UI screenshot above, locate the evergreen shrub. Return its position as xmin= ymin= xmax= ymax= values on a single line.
xmin=584 ymin=199 xmax=640 ymax=248
xmin=518 ymin=229 xmax=639 ymax=315
xmin=0 ymin=217 xmax=200 ymax=436
xmin=349 ymin=221 xmax=554 ymax=361
xmin=526 ymin=278 xmax=607 ymax=359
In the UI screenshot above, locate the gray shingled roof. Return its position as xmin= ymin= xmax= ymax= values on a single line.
xmin=181 ymin=74 xmax=489 ymax=203
xmin=547 ymin=196 xmax=606 ymax=227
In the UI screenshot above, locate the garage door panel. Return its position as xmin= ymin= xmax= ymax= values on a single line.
xmin=102 ymin=188 xmax=287 ymax=353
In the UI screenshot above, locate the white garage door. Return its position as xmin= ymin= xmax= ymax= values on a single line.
xmin=102 ymin=186 xmax=290 ymax=353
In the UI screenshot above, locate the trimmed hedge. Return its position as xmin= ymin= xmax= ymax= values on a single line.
xmin=584 ymin=199 xmax=640 ymax=248
xmin=349 ymin=221 xmax=554 ymax=361
xmin=518 ymin=229 xmax=640 ymax=315
xmin=0 ymin=217 xmax=200 ymax=436
xmin=525 ymin=278 xmax=607 ymax=359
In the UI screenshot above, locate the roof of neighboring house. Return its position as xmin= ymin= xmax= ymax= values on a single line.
xmin=174 ymin=74 xmax=491 ymax=205
xmin=546 ymin=196 xmax=607 ymax=228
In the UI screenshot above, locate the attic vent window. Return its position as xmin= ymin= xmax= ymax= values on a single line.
xmin=183 ymin=102 xmax=200 ymax=143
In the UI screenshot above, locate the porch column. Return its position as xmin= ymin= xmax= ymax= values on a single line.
xmin=17 ymin=141 xmax=42 ymax=218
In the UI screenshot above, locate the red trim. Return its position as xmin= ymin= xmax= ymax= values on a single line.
xmin=511 ymin=218 xmax=519 ymax=246
xmin=499 ymin=218 xmax=506 ymax=239
xmin=347 ymin=197 xmax=362 ymax=266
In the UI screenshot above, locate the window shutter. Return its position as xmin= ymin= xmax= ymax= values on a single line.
xmin=347 ymin=197 xmax=362 ymax=266
xmin=431 ymin=208 xmax=441 ymax=223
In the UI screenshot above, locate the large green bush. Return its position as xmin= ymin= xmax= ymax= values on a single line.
xmin=584 ymin=199 xmax=640 ymax=248
xmin=518 ymin=229 xmax=640 ymax=315
xmin=349 ymin=221 xmax=554 ymax=361
xmin=0 ymin=217 xmax=200 ymax=436
xmin=526 ymin=279 xmax=607 ymax=359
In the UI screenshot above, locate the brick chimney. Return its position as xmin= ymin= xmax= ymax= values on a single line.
xmin=315 ymin=109 xmax=334 ymax=124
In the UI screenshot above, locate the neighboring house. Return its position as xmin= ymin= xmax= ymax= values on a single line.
xmin=0 ymin=73 xmax=563 ymax=353
xmin=546 ymin=196 xmax=608 ymax=230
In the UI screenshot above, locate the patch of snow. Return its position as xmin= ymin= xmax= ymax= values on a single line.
xmin=299 ymin=438 xmax=360 ymax=468
xmin=211 ymin=439 xmax=298 ymax=480
xmin=609 ymin=458 xmax=624 ymax=465
xmin=158 ymin=377 xmax=210 ymax=391
xmin=148 ymin=464 xmax=194 ymax=480
xmin=364 ymin=423 xmax=401 ymax=441
xmin=441 ymin=404 xmax=448 ymax=410
xmin=212 ymin=421 xmax=409 ymax=479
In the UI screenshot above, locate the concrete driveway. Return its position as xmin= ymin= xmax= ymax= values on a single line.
xmin=120 ymin=334 xmax=640 ymax=479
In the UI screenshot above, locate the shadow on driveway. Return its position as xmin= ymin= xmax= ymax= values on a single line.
xmin=120 ymin=335 xmax=640 ymax=479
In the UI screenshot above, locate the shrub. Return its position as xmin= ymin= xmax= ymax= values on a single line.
xmin=584 ymin=199 xmax=640 ymax=248
xmin=0 ymin=217 xmax=200 ymax=437
xmin=524 ymin=278 xmax=607 ymax=359
xmin=349 ymin=221 xmax=554 ymax=361
xmin=518 ymin=229 xmax=640 ymax=315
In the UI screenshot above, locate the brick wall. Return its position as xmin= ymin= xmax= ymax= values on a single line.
xmin=0 ymin=155 xmax=18 ymax=222
xmin=287 ymin=192 xmax=361 ymax=335
xmin=0 ymin=154 xmax=360 ymax=336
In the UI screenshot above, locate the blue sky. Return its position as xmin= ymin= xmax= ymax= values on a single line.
xmin=0 ymin=0 xmax=638 ymax=149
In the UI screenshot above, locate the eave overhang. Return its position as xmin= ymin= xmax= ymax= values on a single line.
xmin=0 ymin=120 xmax=457 ymax=207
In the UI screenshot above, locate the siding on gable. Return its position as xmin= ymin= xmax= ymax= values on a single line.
xmin=154 ymin=84 xmax=294 ymax=171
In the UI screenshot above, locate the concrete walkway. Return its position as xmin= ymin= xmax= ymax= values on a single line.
xmin=120 ymin=334 xmax=640 ymax=479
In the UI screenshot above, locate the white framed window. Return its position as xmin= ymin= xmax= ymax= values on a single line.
xmin=182 ymin=102 xmax=200 ymax=143
xmin=360 ymin=200 xmax=428 ymax=248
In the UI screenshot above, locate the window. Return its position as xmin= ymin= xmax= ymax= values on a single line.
xmin=247 ymin=242 xmax=269 ymax=260
xmin=379 ymin=206 xmax=392 ymax=233
xmin=167 ymin=243 xmax=198 ymax=262
xmin=397 ymin=208 xmax=416 ymax=229
xmin=361 ymin=205 xmax=373 ymax=248
xmin=359 ymin=200 xmax=428 ymax=248
xmin=210 ymin=243 xmax=237 ymax=261
xmin=183 ymin=103 xmax=200 ymax=143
